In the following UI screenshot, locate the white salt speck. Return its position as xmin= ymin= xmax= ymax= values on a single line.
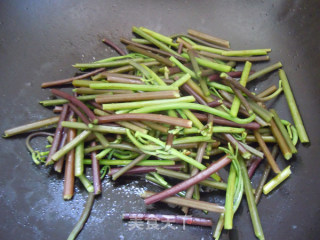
xmin=292 ymin=225 xmax=297 ymax=229
xmin=119 ymin=235 xmax=125 ymax=240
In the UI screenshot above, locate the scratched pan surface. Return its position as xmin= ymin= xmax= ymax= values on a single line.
xmin=0 ymin=0 xmax=320 ymax=239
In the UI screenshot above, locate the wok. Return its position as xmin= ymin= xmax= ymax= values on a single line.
xmin=0 ymin=0 xmax=319 ymax=239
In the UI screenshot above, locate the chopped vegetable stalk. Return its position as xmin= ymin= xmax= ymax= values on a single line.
xmin=230 ymin=61 xmax=252 ymax=117
xmin=239 ymin=157 xmax=265 ymax=240
xmin=279 ymin=69 xmax=309 ymax=143
xmin=263 ymin=165 xmax=292 ymax=195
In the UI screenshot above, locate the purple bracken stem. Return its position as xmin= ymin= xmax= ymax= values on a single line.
xmin=63 ymin=118 xmax=77 ymax=200
xmin=45 ymin=104 xmax=69 ymax=165
xmin=192 ymin=113 xmax=260 ymax=130
xmin=120 ymin=38 xmax=186 ymax=62
xmin=41 ymin=68 xmax=105 ymax=88
xmin=182 ymin=141 xmax=207 ymax=214
xmin=248 ymin=156 xmax=263 ymax=179
xmin=54 ymin=108 xmax=75 ymax=172
xmin=53 ymin=128 xmax=68 ymax=172
xmin=177 ymin=43 xmax=184 ymax=54
xmin=181 ymin=83 xmax=207 ymax=105
xmin=89 ymin=101 xmax=113 ymax=114
xmin=144 ymin=155 xmax=231 ymax=205
xmin=223 ymin=133 xmax=251 ymax=159
xmin=51 ymin=89 xmax=98 ymax=124
xmin=91 ymin=141 xmax=102 ymax=195
xmin=67 ymin=103 xmax=90 ymax=125
xmin=207 ymin=100 xmax=222 ymax=108
xmin=102 ymin=38 xmax=127 ymax=56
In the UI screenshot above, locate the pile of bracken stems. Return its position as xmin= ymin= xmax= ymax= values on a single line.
xmin=3 ymin=27 xmax=309 ymax=240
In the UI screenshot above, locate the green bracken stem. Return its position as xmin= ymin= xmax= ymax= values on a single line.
xmin=107 ymin=61 xmax=160 ymax=74
xmin=257 ymin=85 xmax=277 ymax=98
xmin=90 ymin=82 xmax=178 ymax=91
xmin=187 ymin=49 xmax=202 ymax=78
xmin=170 ymin=73 xmax=191 ymax=87
xmin=221 ymin=49 xmax=269 ymax=57
xmin=140 ymin=27 xmax=177 ymax=47
xmin=246 ymin=135 xmax=276 ymax=143
xmin=156 ymin=167 xmax=227 ymax=190
xmin=94 ymin=132 xmax=109 ymax=147
xmin=180 ymin=36 xmax=197 ymax=46
xmin=208 ymin=81 xmax=233 ymax=93
xmin=290 ymin=125 xmax=298 ymax=145
xmin=67 ymin=192 xmax=95 ymax=240
xmin=247 ymin=62 xmax=282 ymax=82
xmin=181 ymin=109 xmax=204 ymax=130
xmin=254 ymin=146 xmax=278 ymax=204
xmin=72 ymin=58 xmax=145 ymax=69
xmin=141 ymin=64 xmax=167 ymax=85
xmin=181 ymin=142 xmax=207 ymax=214
xmin=146 ymin=174 xmax=186 ymax=197
xmin=169 ymin=56 xmax=197 ymax=78
xmin=132 ymin=26 xmax=180 ymax=56
xmin=40 ymin=95 xmax=101 ymax=107
xmin=74 ymin=128 xmax=84 ymax=177
xmin=213 ymin=213 xmax=225 ymax=240
xmin=187 ymin=78 xmax=214 ymax=102
xmin=72 ymin=80 xmax=93 ymax=88
xmin=199 ymin=51 xmax=269 ymax=62
xmin=61 ymin=121 xmax=126 ymax=134
xmin=83 ymin=159 xmax=175 ymax=166
xmin=112 ymin=154 xmax=148 ymax=180
xmin=230 ymin=61 xmax=252 ymax=117
xmin=192 ymin=44 xmax=224 ymax=55
xmin=49 ymin=130 xmax=91 ymax=164
xmin=270 ymin=109 xmax=297 ymax=154
xmin=248 ymin=99 xmax=273 ymax=122
xmin=279 ymin=69 xmax=309 ymax=143
xmin=222 ymin=80 xmax=253 ymax=115
xmin=131 ymin=38 xmax=152 ymax=44
xmin=78 ymin=174 xmax=94 ymax=193
xmin=101 ymin=96 xmax=195 ymax=111
xmin=199 ymin=76 xmax=211 ymax=97
xmin=224 ymin=163 xmax=236 ymax=229
xmin=269 ymin=119 xmax=292 ymax=160
xmin=133 ymin=131 xmax=219 ymax=180
xmin=96 ymin=148 xmax=112 ymax=160
xmin=204 ymin=126 xmax=245 ymax=134
xmin=182 ymin=53 xmax=232 ymax=72
xmin=263 ymin=165 xmax=292 ymax=195
xmin=172 ymin=136 xmax=212 ymax=145
xmin=130 ymin=102 xmax=256 ymax=125
xmin=239 ymin=156 xmax=265 ymax=240
xmin=3 ymin=116 xmax=59 ymax=137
